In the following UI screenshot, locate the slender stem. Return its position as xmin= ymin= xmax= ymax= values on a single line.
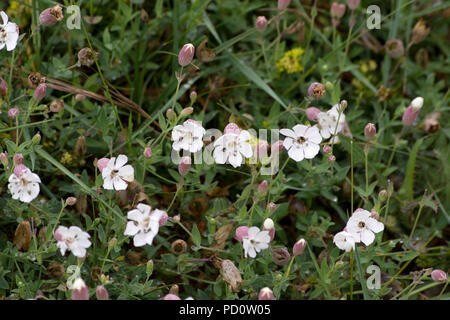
xmin=285 ymin=257 xmax=295 ymax=278
xmin=364 ymin=148 xmax=369 ymax=193
xmin=408 ymin=204 xmax=424 ymax=241
xmin=350 ymin=250 xmax=354 ymax=300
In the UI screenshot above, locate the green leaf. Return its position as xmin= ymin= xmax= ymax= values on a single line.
xmin=399 ymin=138 xmax=424 ymax=200
xmin=191 ymin=224 xmax=201 ymax=247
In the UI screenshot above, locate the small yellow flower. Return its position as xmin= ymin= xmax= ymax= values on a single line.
xmin=60 ymin=152 xmax=74 ymax=166
xmin=276 ymin=47 xmax=305 ymax=74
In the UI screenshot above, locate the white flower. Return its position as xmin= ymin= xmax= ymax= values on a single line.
xmin=317 ymin=104 xmax=346 ymax=139
xmin=8 ymin=167 xmax=41 ymax=203
xmin=0 ymin=11 xmax=19 ymax=51
xmin=102 ymin=154 xmax=134 ymax=190
xmin=213 ymin=130 xmax=253 ymax=168
xmin=242 ymin=226 xmax=271 ymax=258
xmin=280 ymin=125 xmax=322 ymax=162
xmin=55 ymin=226 xmax=92 ymax=258
xmin=346 ymin=209 xmax=384 ymax=246
xmin=172 ymin=119 xmax=206 ymax=153
xmin=124 ymin=203 xmax=164 ymax=247
xmin=333 ymin=231 xmax=356 ymax=252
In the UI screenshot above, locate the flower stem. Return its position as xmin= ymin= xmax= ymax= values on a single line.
xmin=408 ymin=203 xmax=424 ymax=241
xmin=285 ymin=256 xmax=295 ymax=278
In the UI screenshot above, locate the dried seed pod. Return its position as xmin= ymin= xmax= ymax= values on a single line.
xmin=411 ymin=19 xmax=430 ymax=45
xmin=90 ymin=266 xmax=103 ymax=282
xmin=171 ymin=239 xmax=187 ymax=255
xmin=125 ymin=251 xmax=147 ymax=265
xmin=221 ymin=259 xmax=242 ymax=293
xmin=213 ymin=223 xmax=234 ymax=248
xmin=13 ymin=221 xmax=32 ymax=251
xmin=196 ymin=38 xmax=216 ymax=63
xmin=77 ymin=48 xmax=99 ymax=67
xmin=47 ymin=263 xmax=65 ymax=278
xmin=75 ymin=136 xmax=87 ymax=158
xmin=272 ymin=247 xmax=291 ymax=265
xmin=27 ymin=72 xmax=44 ymax=89
xmin=169 ymin=285 xmax=179 ymax=296
xmin=38 ymin=226 xmax=47 ymax=246
xmin=76 ymin=194 xmax=88 ymax=215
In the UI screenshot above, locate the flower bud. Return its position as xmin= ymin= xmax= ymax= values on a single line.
xmin=255 ymin=16 xmax=268 ymax=31
xmin=166 ymin=108 xmax=177 ymax=121
xmin=0 ymin=77 xmax=7 ymax=96
xmin=423 ymin=111 xmax=440 ymax=134
xmin=178 ymin=156 xmax=191 ymax=176
xmin=13 ymin=154 xmax=23 ymax=167
xmin=172 ymin=214 xmax=181 ymax=223
xmin=308 ymin=82 xmax=326 ymax=99
xmin=95 ymin=285 xmax=109 ymax=300
xmin=271 ymin=140 xmax=284 ymax=153
xmin=158 ymin=211 xmax=169 ymax=226
xmin=178 ymin=43 xmax=195 ymax=67
xmin=72 ymin=278 xmax=89 ymax=300
xmin=347 ymin=0 xmax=360 ymax=10
xmin=234 ymin=226 xmax=249 ymax=242
xmin=108 ymin=238 xmax=117 ymax=251
xmin=305 ymin=107 xmax=321 ymax=121
xmin=258 ymin=180 xmax=268 ymax=194
xmin=190 ymin=91 xmax=197 ymax=103
xmin=411 ymin=19 xmax=430 ymax=45
xmin=49 ymin=99 xmax=64 ymax=112
xmin=263 ymin=218 xmax=274 ymax=230
xmin=385 ymin=39 xmax=404 ymax=59
xmin=267 ymin=227 xmax=275 ymax=241
xmin=0 ymin=152 xmax=8 ymax=167
xmin=33 ymin=83 xmax=47 ymax=102
xmin=180 ymin=107 xmax=193 ymax=117
xmin=39 ymin=6 xmax=64 ymax=27
xmin=293 ymin=238 xmax=306 ymax=256
xmin=364 ymin=123 xmax=376 ymax=139
xmin=402 ymin=106 xmax=419 ymax=126
xmin=78 ymin=48 xmax=98 ymax=67
xmin=66 ymin=197 xmax=77 ymax=206
xmin=431 ymin=269 xmax=447 ymax=283
xmin=258 ymin=287 xmax=276 ymax=300
xmin=370 ymin=211 xmax=379 ymax=220
xmin=146 ymin=260 xmax=154 ymax=276
xmin=75 ymin=136 xmax=87 ymax=158
xmin=277 ymin=0 xmax=291 ymax=10
xmin=268 ymin=202 xmax=277 ymax=211
xmin=163 ymin=294 xmax=181 ymax=300
xmin=75 ymin=94 xmax=86 ymax=101
xmin=340 ymin=100 xmax=348 ymax=110
xmin=8 ymin=107 xmax=19 ymax=119
xmin=224 ymin=122 xmax=240 ymax=135
xmin=328 ymin=155 xmax=336 ymax=163
xmin=322 ymin=145 xmax=331 ymax=154
xmin=96 ymin=158 xmax=110 ymax=172
xmin=143 ymin=147 xmax=152 ymax=159
xmin=272 ymin=247 xmax=290 ymax=265
xmin=14 ymin=164 xmax=28 ymax=177
xmin=255 ymin=140 xmax=269 ymax=160
xmin=331 ymin=2 xmax=346 ymax=19
xmin=378 ymin=190 xmax=388 ymax=202
xmin=411 ymin=97 xmax=424 ymax=112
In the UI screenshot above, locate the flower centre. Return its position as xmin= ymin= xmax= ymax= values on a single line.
xmin=296 ymin=137 xmax=306 ymax=144
xmin=111 ymin=169 xmax=119 ymax=177
xmin=358 ymin=221 xmax=366 ymax=228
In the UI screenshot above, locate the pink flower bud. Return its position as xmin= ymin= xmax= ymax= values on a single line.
xmin=72 ymin=278 xmax=89 ymax=300
xmin=178 ymin=156 xmax=191 ymax=176
xmin=431 ymin=269 xmax=447 ymax=283
xmin=322 ymin=145 xmax=331 ymax=154
xmin=190 ymin=91 xmax=197 ymax=102
xmin=267 ymin=227 xmax=275 ymax=241
xmin=75 ymin=94 xmax=86 ymax=101
xmin=180 ymin=107 xmax=193 ymax=117
xmin=293 ymin=238 xmax=307 ymax=256
xmin=224 ymin=123 xmax=240 ymax=135
xmin=234 ymin=226 xmax=249 ymax=242
xmin=66 ymin=197 xmax=77 ymax=206
xmin=143 ymin=147 xmax=152 ymax=159
xmin=256 ymin=141 xmax=269 ymax=160
xmin=271 ymin=140 xmax=284 ymax=153
xmin=277 ymin=0 xmax=291 ymax=10
xmin=354 ymin=208 xmax=365 ymax=213
xmin=54 ymin=229 xmax=63 ymax=242
xmin=33 ymin=83 xmax=47 ymax=102
xmin=163 ymin=294 xmax=181 ymax=300
xmin=268 ymin=202 xmax=277 ymax=211
xmin=158 ymin=211 xmax=169 ymax=227
xmin=258 ymin=180 xmax=268 ymax=193
xmin=347 ymin=0 xmax=360 ymax=10
xmin=255 ymin=16 xmax=268 ymax=31
xmin=0 ymin=152 xmax=8 ymax=167
xmin=39 ymin=6 xmax=64 ymax=27
xmin=385 ymin=39 xmax=405 ymax=59
xmin=328 ymin=155 xmax=336 ymax=163
xmin=308 ymin=82 xmax=326 ymax=99
xmin=77 ymin=48 xmax=98 ymax=67
xmin=402 ymin=106 xmax=419 ymax=126
xmin=0 ymin=77 xmax=7 ymax=96
xmin=14 ymin=164 xmax=28 ymax=177
xmin=178 ymin=43 xmax=195 ymax=67
xmin=305 ymin=107 xmax=322 ymax=121
xmin=370 ymin=211 xmax=379 ymax=220
xmin=331 ymin=2 xmax=346 ymax=18
xmin=95 ymin=285 xmax=109 ymax=300
xmin=258 ymin=287 xmax=276 ymax=300
xmin=364 ymin=123 xmax=376 ymax=139
xmin=8 ymin=107 xmax=19 ymax=119
xmin=13 ymin=153 xmax=23 ymax=165
xmin=96 ymin=158 xmax=110 ymax=172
